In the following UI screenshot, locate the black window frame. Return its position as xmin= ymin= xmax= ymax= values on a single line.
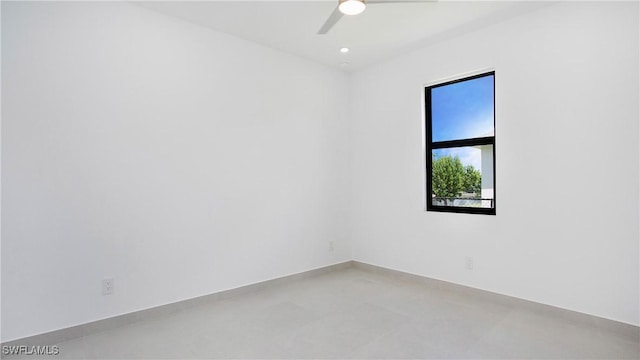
xmin=425 ymin=71 xmax=496 ymax=215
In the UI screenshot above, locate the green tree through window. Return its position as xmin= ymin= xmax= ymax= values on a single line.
xmin=432 ymin=155 xmax=482 ymax=206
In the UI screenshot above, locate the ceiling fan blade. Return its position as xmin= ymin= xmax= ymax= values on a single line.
xmin=317 ymin=6 xmax=343 ymax=34
xmin=368 ymin=0 xmax=436 ymax=3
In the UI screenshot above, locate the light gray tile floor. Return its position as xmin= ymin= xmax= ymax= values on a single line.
xmin=4 ymin=267 xmax=639 ymax=359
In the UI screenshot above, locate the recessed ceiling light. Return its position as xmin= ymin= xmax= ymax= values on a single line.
xmin=340 ymin=47 xmax=350 ymax=53
xmin=340 ymin=62 xmax=350 ymax=67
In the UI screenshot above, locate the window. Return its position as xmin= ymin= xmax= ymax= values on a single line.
xmin=425 ymin=71 xmax=495 ymax=215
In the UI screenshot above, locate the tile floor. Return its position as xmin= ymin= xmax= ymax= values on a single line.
xmin=4 ymin=266 xmax=639 ymax=359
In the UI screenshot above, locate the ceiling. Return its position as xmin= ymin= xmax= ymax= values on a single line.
xmin=133 ymin=1 xmax=551 ymax=72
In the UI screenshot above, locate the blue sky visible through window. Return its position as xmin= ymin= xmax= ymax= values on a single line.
xmin=431 ymin=74 xmax=494 ymax=171
xmin=433 ymin=147 xmax=481 ymax=170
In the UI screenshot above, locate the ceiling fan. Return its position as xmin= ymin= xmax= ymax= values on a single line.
xmin=318 ymin=0 xmax=435 ymax=35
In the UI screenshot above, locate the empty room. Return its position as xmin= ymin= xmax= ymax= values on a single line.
xmin=1 ymin=0 xmax=639 ymax=358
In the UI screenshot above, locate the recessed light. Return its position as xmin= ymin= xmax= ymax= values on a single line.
xmin=340 ymin=47 xmax=350 ymax=53
xmin=340 ymin=62 xmax=350 ymax=67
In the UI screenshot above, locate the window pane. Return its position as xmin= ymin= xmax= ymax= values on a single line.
xmin=431 ymin=74 xmax=494 ymax=142
xmin=431 ymin=145 xmax=494 ymax=208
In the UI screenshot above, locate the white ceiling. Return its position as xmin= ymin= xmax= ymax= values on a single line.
xmin=133 ymin=1 xmax=552 ymax=72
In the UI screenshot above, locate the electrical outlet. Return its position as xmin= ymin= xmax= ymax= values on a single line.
xmin=102 ymin=278 xmax=114 ymax=295
xmin=329 ymin=241 xmax=334 ymax=252
xmin=465 ymin=256 xmax=474 ymax=270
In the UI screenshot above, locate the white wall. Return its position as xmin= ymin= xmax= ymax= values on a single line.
xmin=1 ymin=2 xmax=350 ymax=342
xmin=349 ymin=2 xmax=639 ymax=325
